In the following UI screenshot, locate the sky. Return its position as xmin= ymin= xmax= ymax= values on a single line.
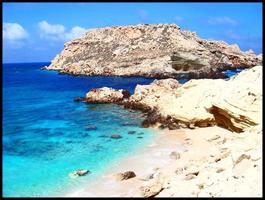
xmin=3 ymin=2 xmax=262 ymax=63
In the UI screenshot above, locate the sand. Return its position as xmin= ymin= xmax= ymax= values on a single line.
xmin=66 ymin=125 xmax=262 ymax=197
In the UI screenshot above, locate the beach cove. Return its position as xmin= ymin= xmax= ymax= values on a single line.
xmin=66 ymin=125 xmax=262 ymax=197
xmin=2 ymin=62 xmax=159 ymax=197
xmin=65 ymin=65 xmax=262 ymax=197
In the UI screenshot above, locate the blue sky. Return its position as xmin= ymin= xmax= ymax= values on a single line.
xmin=3 ymin=2 xmax=262 ymax=63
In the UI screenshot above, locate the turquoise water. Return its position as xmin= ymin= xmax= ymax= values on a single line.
xmin=2 ymin=63 xmax=158 ymax=197
xmin=2 ymin=63 xmax=241 ymax=197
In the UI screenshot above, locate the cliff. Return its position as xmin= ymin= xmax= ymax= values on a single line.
xmin=83 ymin=65 xmax=262 ymax=133
xmin=44 ymin=24 xmax=261 ymax=79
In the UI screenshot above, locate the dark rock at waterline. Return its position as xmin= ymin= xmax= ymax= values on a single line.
xmin=121 ymin=122 xmax=138 ymax=126
xmin=141 ymin=108 xmax=163 ymax=128
xmin=128 ymin=131 xmax=136 ymax=135
xmin=123 ymin=101 xmax=152 ymax=113
xmin=74 ymin=96 xmax=87 ymax=102
xmin=110 ymin=134 xmax=122 ymax=139
xmin=137 ymin=136 xmax=143 ymax=139
xmin=168 ymin=123 xmax=180 ymax=130
xmin=158 ymin=124 xmax=166 ymax=129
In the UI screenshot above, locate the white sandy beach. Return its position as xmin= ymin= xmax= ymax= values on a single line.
xmin=66 ymin=125 xmax=262 ymax=197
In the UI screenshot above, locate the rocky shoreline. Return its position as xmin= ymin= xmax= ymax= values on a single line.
xmin=43 ymin=23 xmax=262 ymax=197
xmin=66 ymin=126 xmax=262 ymax=197
xmin=42 ymin=24 xmax=262 ymax=79
xmin=69 ymin=65 xmax=262 ymax=197
xmin=75 ymin=65 xmax=262 ymax=133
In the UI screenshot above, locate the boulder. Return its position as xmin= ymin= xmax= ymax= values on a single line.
xmin=114 ymin=171 xmax=136 ymax=181
xmin=140 ymin=182 xmax=163 ymax=197
xmin=169 ymin=151 xmax=181 ymax=160
xmin=69 ymin=169 xmax=90 ymax=177
xmin=84 ymin=87 xmax=131 ymax=103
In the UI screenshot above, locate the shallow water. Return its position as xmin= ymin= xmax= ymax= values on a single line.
xmin=2 ymin=63 xmax=159 ymax=197
xmin=2 ymin=63 xmax=241 ymax=197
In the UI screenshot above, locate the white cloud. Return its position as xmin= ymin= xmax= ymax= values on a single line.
xmin=3 ymin=22 xmax=29 ymax=40
xmin=38 ymin=20 xmax=87 ymax=41
xmin=38 ymin=21 xmax=65 ymax=35
xmin=64 ymin=26 xmax=87 ymax=41
xmin=208 ymin=17 xmax=237 ymax=26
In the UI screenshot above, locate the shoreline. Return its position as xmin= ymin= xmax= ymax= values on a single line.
xmin=65 ymin=127 xmax=186 ymax=197
xmin=65 ymin=125 xmax=262 ymax=197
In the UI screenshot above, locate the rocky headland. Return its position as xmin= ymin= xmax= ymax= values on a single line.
xmin=43 ymin=24 xmax=261 ymax=79
xmin=70 ymin=65 xmax=262 ymax=197
xmin=44 ymin=23 xmax=262 ymax=197
xmin=80 ymin=65 xmax=262 ymax=133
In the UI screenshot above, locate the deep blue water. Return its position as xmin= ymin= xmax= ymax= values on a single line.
xmin=2 ymin=62 xmax=240 ymax=197
xmin=2 ymin=62 xmax=160 ymax=197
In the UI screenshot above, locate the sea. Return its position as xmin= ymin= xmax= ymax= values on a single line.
xmin=2 ymin=62 xmax=241 ymax=197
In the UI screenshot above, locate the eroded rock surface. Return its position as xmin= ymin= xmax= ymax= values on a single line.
xmin=76 ymin=87 xmax=130 ymax=103
xmin=81 ymin=65 xmax=261 ymax=133
xmin=124 ymin=65 xmax=262 ymax=132
xmin=43 ymin=24 xmax=261 ymax=79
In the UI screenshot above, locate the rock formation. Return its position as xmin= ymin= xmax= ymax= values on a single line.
xmin=134 ymin=65 xmax=261 ymax=132
xmin=75 ymin=87 xmax=130 ymax=103
xmin=69 ymin=169 xmax=90 ymax=177
xmin=114 ymin=171 xmax=136 ymax=181
xmin=43 ymin=24 xmax=261 ymax=79
xmin=81 ymin=65 xmax=262 ymax=133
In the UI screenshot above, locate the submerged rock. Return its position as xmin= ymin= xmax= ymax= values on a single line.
xmin=85 ymin=125 xmax=97 ymax=131
xmin=74 ymin=97 xmax=86 ymax=102
xmin=69 ymin=169 xmax=90 ymax=177
xmin=110 ymin=134 xmax=122 ymax=139
xmin=44 ymin=24 xmax=261 ymax=79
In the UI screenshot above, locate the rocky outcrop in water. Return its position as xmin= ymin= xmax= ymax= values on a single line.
xmin=69 ymin=169 xmax=90 ymax=177
xmin=43 ymin=24 xmax=261 ymax=79
xmin=75 ymin=87 xmax=130 ymax=103
xmin=81 ymin=65 xmax=262 ymax=133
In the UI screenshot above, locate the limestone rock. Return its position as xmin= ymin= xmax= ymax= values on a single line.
xmin=84 ymin=87 xmax=130 ymax=103
xmin=140 ymin=182 xmax=163 ymax=197
xmin=44 ymin=24 xmax=261 ymax=79
xmin=114 ymin=171 xmax=136 ymax=181
xmin=124 ymin=65 xmax=262 ymax=132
